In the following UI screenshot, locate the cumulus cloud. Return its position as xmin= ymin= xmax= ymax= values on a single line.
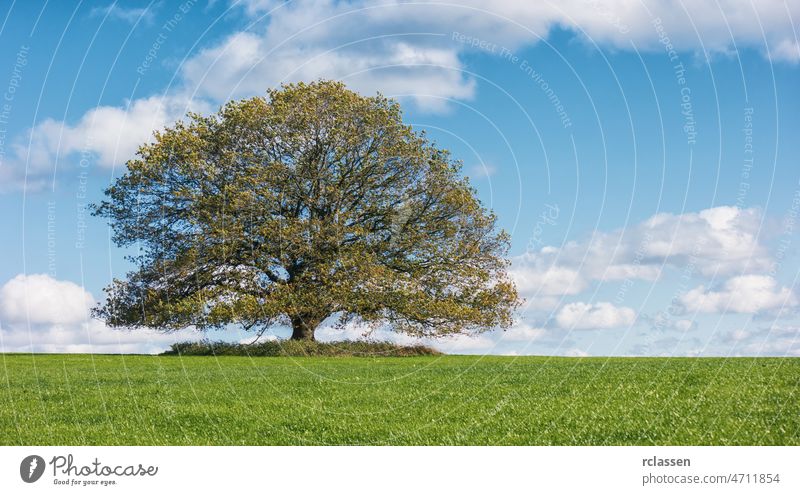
xmin=0 ymin=94 xmax=210 ymax=192
xmin=740 ymin=339 xmax=800 ymax=357
xmin=555 ymin=301 xmax=636 ymax=330
xmin=723 ymin=328 xmax=754 ymax=342
xmin=7 ymin=1 xmax=798 ymax=191
xmin=680 ymin=275 xmax=798 ymax=314
xmin=671 ymin=319 xmax=696 ymax=332
xmin=511 ymin=206 xmax=772 ymax=301
xmin=209 ymin=0 xmax=800 ymax=110
xmin=511 ymin=264 xmax=588 ymax=297
xmin=89 ymin=3 xmax=157 ymax=25
xmin=628 ymin=335 xmax=704 ymax=357
xmin=0 ymin=274 xmax=195 ymax=353
xmin=0 ymin=274 xmax=93 ymax=325
xmin=498 ymin=322 xmax=546 ymax=342
xmin=565 ymin=348 xmax=589 ymax=357
xmin=640 ymin=311 xmax=697 ymax=332
xmin=720 ymin=325 xmax=800 ymax=356
xmin=467 ymin=162 xmax=497 ymax=179
xmin=181 ymin=25 xmax=475 ymax=112
xmin=232 ymin=0 xmax=800 ymax=62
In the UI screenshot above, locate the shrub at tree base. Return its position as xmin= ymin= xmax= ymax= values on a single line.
xmin=163 ymin=339 xmax=441 ymax=357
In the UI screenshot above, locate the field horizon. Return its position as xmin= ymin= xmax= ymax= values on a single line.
xmin=1 ymin=354 xmax=797 ymax=446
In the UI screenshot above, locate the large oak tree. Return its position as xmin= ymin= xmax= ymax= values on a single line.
xmin=93 ymin=81 xmax=519 ymax=340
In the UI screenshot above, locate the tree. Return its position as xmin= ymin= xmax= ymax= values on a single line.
xmin=92 ymin=81 xmax=519 ymax=341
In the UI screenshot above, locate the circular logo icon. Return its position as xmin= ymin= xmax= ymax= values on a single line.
xmin=20 ymin=455 xmax=45 ymax=483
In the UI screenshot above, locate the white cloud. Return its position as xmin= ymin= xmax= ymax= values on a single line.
xmin=0 ymin=274 xmax=93 ymax=325
xmin=238 ymin=333 xmax=278 ymax=344
xmin=723 ymin=328 xmax=754 ymax=342
xmin=765 ymin=325 xmax=800 ymax=338
xmin=721 ymin=325 xmax=800 ymax=356
xmin=673 ymin=319 xmax=696 ymax=332
xmin=565 ymin=348 xmax=589 ymax=357
xmin=646 ymin=312 xmax=697 ymax=332
xmin=89 ymin=3 xmax=157 ymax=25
xmin=510 ymin=264 xmax=587 ymax=297
xmin=643 ymin=207 xmax=771 ymax=275
xmin=1 ymin=94 xmax=210 ymax=191
xmin=233 ymin=0 xmax=800 ymax=63
xmin=511 ymin=206 xmax=772 ymax=301
xmin=771 ymin=38 xmax=800 ymax=63
xmin=232 ymin=0 xmax=284 ymax=18
xmin=467 ymin=163 xmax=497 ymax=179
xmin=498 ymin=322 xmax=546 ymax=342
xmin=740 ymin=339 xmax=800 ymax=357
xmin=555 ymin=301 xmax=636 ymax=330
xmin=214 ymin=0 xmax=800 ymax=113
xmin=7 ymin=0 xmax=799 ymax=191
xmin=0 ymin=274 xmax=195 ymax=353
xmin=431 ymin=333 xmax=497 ymax=353
xmin=181 ymin=29 xmax=475 ymax=111
xmin=524 ymin=296 xmax=561 ymax=312
xmin=680 ymin=275 xmax=798 ymax=314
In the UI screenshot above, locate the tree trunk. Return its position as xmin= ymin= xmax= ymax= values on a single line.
xmin=290 ymin=314 xmax=319 ymax=341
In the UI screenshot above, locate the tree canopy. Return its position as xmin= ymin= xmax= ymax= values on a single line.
xmin=93 ymin=81 xmax=519 ymax=340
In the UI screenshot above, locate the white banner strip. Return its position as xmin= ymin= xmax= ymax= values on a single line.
xmin=1 ymin=446 xmax=796 ymax=494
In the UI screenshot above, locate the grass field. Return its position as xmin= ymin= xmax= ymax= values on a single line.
xmin=1 ymin=354 xmax=798 ymax=445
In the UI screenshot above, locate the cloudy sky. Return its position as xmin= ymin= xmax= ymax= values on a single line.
xmin=0 ymin=0 xmax=798 ymax=355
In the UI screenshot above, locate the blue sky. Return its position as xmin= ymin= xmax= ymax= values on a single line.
xmin=0 ymin=0 xmax=798 ymax=355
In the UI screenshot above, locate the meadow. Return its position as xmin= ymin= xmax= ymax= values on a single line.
xmin=0 ymin=354 xmax=797 ymax=445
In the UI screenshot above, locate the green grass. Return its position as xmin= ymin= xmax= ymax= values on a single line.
xmin=0 ymin=354 xmax=798 ymax=445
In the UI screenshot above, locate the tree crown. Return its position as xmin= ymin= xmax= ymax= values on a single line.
xmin=93 ymin=81 xmax=519 ymax=339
